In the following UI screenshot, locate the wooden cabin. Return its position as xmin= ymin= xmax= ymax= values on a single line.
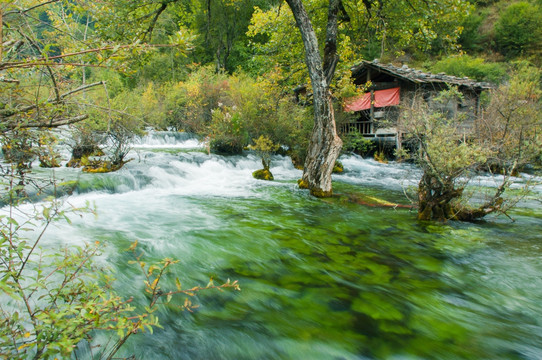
xmin=341 ymin=60 xmax=494 ymax=148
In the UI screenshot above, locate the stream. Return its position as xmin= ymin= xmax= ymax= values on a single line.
xmin=11 ymin=132 xmax=542 ymax=359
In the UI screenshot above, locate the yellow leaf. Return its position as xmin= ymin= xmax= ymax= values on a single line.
xmin=150 ymin=278 xmax=159 ymax=290
xmin=127 ymin=240 xmax=138 ymax=251
xmin=175 ymin=278 xmax=181 ymax=291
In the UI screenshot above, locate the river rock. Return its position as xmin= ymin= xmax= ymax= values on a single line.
xmin=253 ymin=168 xmax=274 ymax=181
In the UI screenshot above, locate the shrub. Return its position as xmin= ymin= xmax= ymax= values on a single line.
xmin=494 ymin=2 xmax=542 ymax=58
xmin=432 ymin=55 xmax=507 ymax=84
xmin=342 ymin=130 xmax=375 ymax=156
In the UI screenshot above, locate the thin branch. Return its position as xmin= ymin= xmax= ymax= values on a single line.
xmin=4 ymin=62 xmax=108 ymax=70
xmin=143 ymin=3 xmax=168 ymax=41
xmin=3 ymin=114 xmax=89 ymax=130
xmin=16 ymin=27 xmax=61 ymax=102
xmin=4 ymin=0 xmax=62 ymax=16
xmin=60 ymin=81 xmax=105 ymax=100
xmin=0 ymin=44 xmax=178 ymax=70
xmin=1 ymin=82 xmax=105 ymax=118
xmin=0 ymin=77 xmax=19 ymax=83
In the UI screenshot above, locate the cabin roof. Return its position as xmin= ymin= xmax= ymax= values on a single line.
xmin=351 ymin=60 xmax=494 ymax=91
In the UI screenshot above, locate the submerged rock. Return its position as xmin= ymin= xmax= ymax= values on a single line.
xmin=82 ymin=159 xmax=130 ymax=173
xmin=253 ymin=168 xmax=274 ymax=181
xmin=39 ymin=155 xmax=61 ymax=168
xmin=333 ymin=161 xmax=344 ymax=173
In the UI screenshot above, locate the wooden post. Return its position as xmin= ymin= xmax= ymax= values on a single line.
xmin=369 ymin=90 xmax=375 ymax=134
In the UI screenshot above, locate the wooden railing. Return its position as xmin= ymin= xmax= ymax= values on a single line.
xmin=339 ymin=121 xmax=373 ymax=135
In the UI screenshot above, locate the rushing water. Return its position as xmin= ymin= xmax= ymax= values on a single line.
xmin=11 ymin=132 xmax=542 ymax=359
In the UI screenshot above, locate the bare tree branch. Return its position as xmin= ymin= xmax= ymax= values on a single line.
xmin=4 ymin=0 xmax=62 ymax=16
xmin=1 ymin=82 xmax=105 ymax=119
xmin=0 ymin=44 xmax=178 ymax=70
xmin=143 ymin=3 xmax=168 ymax=41
xmin=2 ymin=114 xmax=89 ymax=130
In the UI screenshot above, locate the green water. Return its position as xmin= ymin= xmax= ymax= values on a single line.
xmin=36 ymin=135 xmax=542 ymax=359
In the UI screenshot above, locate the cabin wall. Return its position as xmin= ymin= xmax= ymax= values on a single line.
xmin=340 ymin=86 xmax=480 ymax=139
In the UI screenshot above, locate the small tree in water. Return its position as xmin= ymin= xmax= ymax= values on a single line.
xmin=401 ymin=67 xmax=541 ymax=221
xmin=250 ymin=135 xmax=280 ymax=180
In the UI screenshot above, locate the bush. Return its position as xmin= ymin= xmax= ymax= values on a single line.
xmin=494 ymin=2 xmax=542 ymax=58
xmin=432 ymin=55 xmax=507 ymax=84
xmin=400 ymin=78 xmax=540 ymax=221
xmin=342 ymin=130 xmax=375 ymax=156
xmin=458 ymin=11 xmax=485 ymax=53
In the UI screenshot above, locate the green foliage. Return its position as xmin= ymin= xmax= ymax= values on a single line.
xmin=209 ymin=106 xmax=248 ymax=154
xmin=247 ymin=0 xmax=471 ymax=87
xmin=479 ymin=61 xmax=542 ymax=169
xmin=400 ymin=88 xmax=501 ymax=220
xmin=120 ymin=66 xmax=312 ymax=159
xmin=432 ymin=55 xmax=507 ymax=83
xmin=458 ymin=11 xmax=486 ymax=52
xmin=249 ymin=135 xmax=280 ymax=170
xmin=0 ymin=182 xmax=141 ymax=359
xmin=494 ymin=2 xmax=542 ymax=58
xmin=342 ymin=131 xmax=375 ymax=156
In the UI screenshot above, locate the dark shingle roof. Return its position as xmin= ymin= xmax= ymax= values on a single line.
xmin=351 ymin=60 xmax=494 ymax=90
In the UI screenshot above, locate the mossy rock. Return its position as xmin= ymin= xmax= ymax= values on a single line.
xmin=82 ymin=159 xmax=129 ymax=173
xmin=297 ymin=179 xmax=333 ymax=197
xmin=332 ymin=161 xmax=344 ymax=174
xmin=66 ymin=150 xmax=104 ymax=168
xmin=66 ymin=158 xmax=83 ymax=168
xmin=39 ymin=157 xmax=61 ymax=168
xmin=253 ymin=168 xmax=274 ymax=181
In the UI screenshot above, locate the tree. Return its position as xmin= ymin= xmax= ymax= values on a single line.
xmin=248 ymin=0 xmax=471 ymax=85
xmin=400 ymin=68 xmax=541 ymax=221
xmin=260 ymin=0 xmax=469 ymax=196
xmin=494 ymin=2 xmax=542 ymax=59
xmin=401 ymin=89 xmax=496 ymax=221
xmin=86 ymin=0 xmax=270 ymax=74
xmin=285 ymin=0 xmax=342 ymax=197
xmin=261 ymin=0 xmax=470 ymax=197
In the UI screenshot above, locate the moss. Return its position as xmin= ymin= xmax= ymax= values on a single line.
xmin=39 ymin=157 xmax=61 ymax=168
xmin=297 ymin=179 xmax=309 ymax=189
xmin=332 ymin=161 xmax=344 ymax=174
xmin=310 ymin=188 xmax=333 ymax=198
xmin=67 ymin=152 xmax=101 ymax=168
xmin=374 ymin=151 xmax=388 ymax=164
xmin=39 ymin=152 xmax=61 ymax=168
xmin=82 ymin=160 xmax=128 ymax=173
xmin=252 ymin=168 xmax=274 ymax=181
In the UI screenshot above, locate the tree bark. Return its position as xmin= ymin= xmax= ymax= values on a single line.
xmin=285 ymin=0 xmax=342 ymax=197
xmin=417 ymin=171 xmax=505 ymax=221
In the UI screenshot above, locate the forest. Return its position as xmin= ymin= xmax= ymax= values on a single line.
xmin=1 ymin=0 xmax=542 ymax=359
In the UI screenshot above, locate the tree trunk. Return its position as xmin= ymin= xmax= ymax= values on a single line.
xmin=286 ymin=0 xmax=342 ymax=197
xmin=417 ymin=171 xmax=504 ymax=221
